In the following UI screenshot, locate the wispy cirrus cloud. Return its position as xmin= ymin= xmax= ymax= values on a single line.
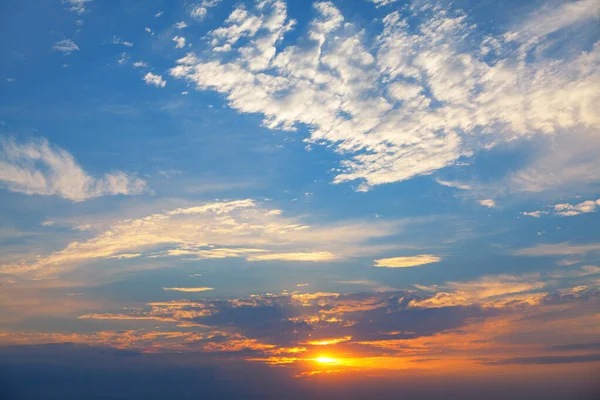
xmin=163 ymin=287 xmax=214 ymax=292
xmin=53 ymin=39 xmax=79 ymax=53
xmin=0 ymin=137 xmax=147 ymax=202
xmin=0 ymin=199 xmax=401 ymax=277
xmin=374 ymin=254 xmax=441 ymax=268
xmin=513 ymin=242 xmax=600 ymax=257
xmin=247 ymin=252 xmax=339 ymax=262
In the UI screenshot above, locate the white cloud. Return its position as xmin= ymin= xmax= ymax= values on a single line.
xmin=163 ymin=287 xmax=214 ymax=292
xmin=52 ymin=39 xmax=79 ymax=53
xmin=374 ymin=254 xmax=441 ymax=268
xmin=479 ymin=199 xmax=496 ymax=208
xmin=175 ymin=21 xmax=188 ymax=29
xmin=191 ymin=7 xmax=207 ymax=20
xmin=553 ymin=199 xmax=599 ymax=216
xmin=0 ymin=199 xmax=401 ymax=277
xmin=247 ymin=251 xmax=338 ymax=262
xmin=0 ymin=137 xmax=147 ymax=202
xmin=173 ymin=36 xmax=187 ymax=49
xmin=111 ymin=37 xmax=134 ymax=47
xmin=118 ymin=52 xmax=128 ymax=64
xmin=366 ymin=0 xmax=399 ymax=7
xmin=435 ymin=178 xmax=471 ymax=190
xmin=133 ymin=61 xmax=148 ymax=68
xmin=510 ymin=0 xmax=600 ymax=41
xmin=6 ymin=78 xmax=15 ymax=83
xmin=62 ymin=0 xmax=91 ymax=14
xmin=521 ymin=211 xmax=548 ymax=218
xmin=522 ymin=198 xmax=600 ymax=217
xmin=190 ymin=0 xmax=223 ymax=20
xmin=155 ymin=11 xmax=163 ymax=18
xmin=143 ymin=72 xmax=166 ymax=88
xmin=169 ymin=1 xmax=600 ymax=192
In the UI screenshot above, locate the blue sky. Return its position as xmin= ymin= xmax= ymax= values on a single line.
xmin=0 ymin=0 xmax=599 ymax=397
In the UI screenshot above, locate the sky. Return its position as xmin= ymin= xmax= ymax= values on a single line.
xmin=0 ymin=0 xmax=599 ymax=398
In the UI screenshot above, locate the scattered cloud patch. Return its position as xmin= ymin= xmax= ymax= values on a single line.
xmin=62 ymin=0 xmax=91 ymax=14
xmin=169 ymin=1 xmax=600 ymax=192
xmin=367 ymin=0 xmax=400 ymax=7
xmin=133 ymin=61 xmax=148 ymax=68
xmin=143 ymin=72 xmax=166 ymax=88
xmin=173 ymin=36 xmax=187 ymax=49
xmin=175 ymin=21 xmax=188 ymax=29
xmin=479 ymin=199 xmax=496 ymax=208
xmin=53 ymin=39 xmax=79 ymax=53
xmin=190 ymin=0 xmax=222 ymax=20
xmin=523 ymin=198 xmax=600 ymax=217
xmin=111 ymin=37 xmax=134 ymax=47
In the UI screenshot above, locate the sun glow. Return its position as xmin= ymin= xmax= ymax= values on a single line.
xmin=314 ymin=356 xmax=338 ymax=364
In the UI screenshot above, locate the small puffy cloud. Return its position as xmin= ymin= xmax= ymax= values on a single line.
xmin=190 ymin=6 xmax=207 ymax=20
xmin=111 ymin=37 xmax=133 ymax=47
xmin=175 ymin=21 xmax=188 ymax=29
xmin=522 ymin=198 xmax=600 ymax=218
xmin=190 ymin=0 xmax=222 ymax=20
xmin=143 ymin=72 xmax=166 ymax=88
xmin=374 ymin=254 xmax=442 ymax=268
xmin=52 ymin=39 xmax=79 ymax=53
xmin=553 ymin=199 xmax=600 ymax=216
xmin=173 ymin=36 xmax=187 ymax=49
xmin=62 ymin=0 xmax=91 ymax=14
xmin=0 ymin=137 xmax=147 ymax=202
xmin=118 ymin=52 xmax=128 ymax=64
xmin=154 ymin=11 xmax=163 ymax=17
xmin=163 ymin=287 xmax=214 ymax=292
xmin=479 ymin=199 xmax=496 ymax=208
xmin=6 ymin=78 xmax=16 ymax=83
xmin=133 ymin=61 xmax=148 ymax=68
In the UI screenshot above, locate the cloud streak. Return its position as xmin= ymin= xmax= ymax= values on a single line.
xmin=0 ymin=137 xmax=147 ymax=202
xmin=163 ymin=287 xmax=214 ymax=292
xmin=0 ymin=199 xmax=401 ymax=277
xmin=374 ymin=255 xmax=441 ymax=268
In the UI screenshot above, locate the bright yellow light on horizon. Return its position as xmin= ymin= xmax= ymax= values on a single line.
xmin=314 ymin=356 xmax=338 ymax=364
